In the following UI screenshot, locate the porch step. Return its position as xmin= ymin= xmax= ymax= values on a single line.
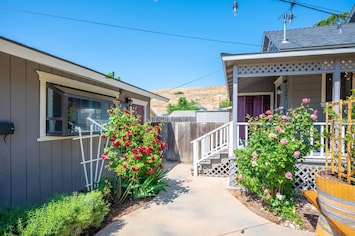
xmin=196 ymin=149 xmax=230 ymax=177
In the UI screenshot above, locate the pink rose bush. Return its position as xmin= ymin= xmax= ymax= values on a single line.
xmin=235 ymin=99 xmax=319 ymax=220
xmin=100 ymin=107 xmax=168 ymax=203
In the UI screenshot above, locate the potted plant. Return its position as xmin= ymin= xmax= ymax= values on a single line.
xmin=303 ymin=94 xmax=355 ymax=236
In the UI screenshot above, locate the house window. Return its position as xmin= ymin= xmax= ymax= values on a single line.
xmin=326 ymin=72 xmax=355 ymax=102
xmin=46 ymin=84 xmax=114 ymax=135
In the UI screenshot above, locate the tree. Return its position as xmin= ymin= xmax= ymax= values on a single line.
xmin=166 ymin=96 xmax=199 ymax=114
xmin=314 ymin=12 xmax=348 ymax=27
xmin=219 ymin=98 xmax=232 ymax=109
xmin=107 ymin=71 xmax=121 ymax=81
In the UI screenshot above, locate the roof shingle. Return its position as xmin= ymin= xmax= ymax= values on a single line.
xmin=263 ymin=22 xmax=355 ymax=51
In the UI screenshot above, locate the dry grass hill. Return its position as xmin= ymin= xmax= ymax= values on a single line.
xmin=150 ymin=85 xmax=228 ymax=115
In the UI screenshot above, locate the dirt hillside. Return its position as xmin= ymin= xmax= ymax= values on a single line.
xmin=150 ymin=85 xmax=228 ymax=115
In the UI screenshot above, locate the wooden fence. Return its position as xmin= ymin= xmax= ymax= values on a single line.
xmin=157 ymin=121 xmax=225 ymax=163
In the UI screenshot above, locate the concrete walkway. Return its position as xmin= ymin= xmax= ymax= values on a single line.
xmin=96 ymin=162 xmax=315 ymax=236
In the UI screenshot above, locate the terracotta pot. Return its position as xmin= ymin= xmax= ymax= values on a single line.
xmin=303 ymin=169 xmax=355 ymax=236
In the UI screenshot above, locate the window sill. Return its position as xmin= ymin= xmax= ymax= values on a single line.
xmin=37 ymin=134 xmax=100 ymax=142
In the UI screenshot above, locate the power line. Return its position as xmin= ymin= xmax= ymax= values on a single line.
xmin=0 ymin=6 xmax=260 ymax=47
xmin=167 ymin=69 xmax=222 ymax=91
xmin=280 ymin=0 xmax=349 ymax=16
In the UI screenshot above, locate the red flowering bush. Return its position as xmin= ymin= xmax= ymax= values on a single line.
xmin=100 ymin=108 xmax=167 ymax=203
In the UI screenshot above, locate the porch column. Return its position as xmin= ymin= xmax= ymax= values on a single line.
xmin=230 ymin=65 xmax=239 ymax=157
xmin=332 ymin=59 xmax=341 ymax=102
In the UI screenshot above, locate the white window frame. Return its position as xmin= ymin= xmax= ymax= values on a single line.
xmin=131 ymin=98 xmax=148 ymax=123
xmin=37 ymin=70 xmax=120 ymax=141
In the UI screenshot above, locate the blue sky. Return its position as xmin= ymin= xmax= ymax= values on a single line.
xmin=0 ymin=0 xmax=354 ymax=91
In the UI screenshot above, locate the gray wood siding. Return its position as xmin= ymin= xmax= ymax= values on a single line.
xmin=239 ymin=76 xmax=276 ymax=93
xmin=288 ymin=74 xmax=324 ymax=121
xmin=0 ymin=53 xmax=101 ymax=207
xmin=0 ymin=52 xmax=11 ymax=207
xmin=10 ymin=56 xmax=27 ymax=206
xmin=25 ymin=61 xmax=41 ymax=204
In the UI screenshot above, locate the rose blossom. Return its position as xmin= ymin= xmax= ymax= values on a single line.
xmin=314 ymin=109 xmax=318 ymax=115
xmin=266 ymin=194 xmax=271 ymax=200
xmin=132 ymin=148 xmax=139 ymax=154
xmin=280 ymin=138 xmax=287 ymax=145
xmin=265 ymin=110 xmax=272 ymax=115
xmin=302 ymin=98 xmax=310 ymax=104
xmin=101 ymin=153 xmax=108 ymax=160
xmin=238 ymin=174 xmax=243 ymax=181
xmin=125 ymin=140 xmax=131 ymax=147
xmin=146 ymin=168 xmax=155 ymax=175
xmin=293 ymin=151 xmax=300 ymax=158
xmin=259 ymin=114 xmax=265 ymax=119
xmin=285 ymin=171 xmax=292 ymax=179
xmin=264 ymin=189 xmax=269 ymax=195
xmin=276 ymin=192 xmax=283 ymax=200
xmin=275 ymin=126 xmax=284 ymax=133
xmin=310 ymin=114 xmax=317 ymax=121
xmin=252 ymin=161 xmax=258 ymax=167
xmin=252 ymin=151 xmax=258 ymax=159
xmin=267 ymin=115 xmax=273 ymax=120
xmin=268 ymin=133 xmax=277 ymax=139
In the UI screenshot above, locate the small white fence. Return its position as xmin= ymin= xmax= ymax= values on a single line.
xmin=74 ymin=118 xmax=108 ymax=191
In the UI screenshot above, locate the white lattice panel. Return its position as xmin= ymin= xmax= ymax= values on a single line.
xmin=294 ymin=163 xmax=324 ymax=190
xmin=203 ymin=158 xmax=230 ymax=177
xmin=238 ymin=60 xmax=335 ymax=76
xmin=228 ymin=160 xmax=325 ymax=190
xmin=340 ymin=59 xmax=355 ymax=71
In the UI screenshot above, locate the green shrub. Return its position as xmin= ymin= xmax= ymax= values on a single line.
xmin=19 ymin=190 xmax=109 ymax=236
xmin=235 ymin=99 xmax=319 ymax=221
xmin=0 ymin=205 xmax=34 ymax=235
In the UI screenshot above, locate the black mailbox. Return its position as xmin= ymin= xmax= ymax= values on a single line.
xmin=0 ymin=122 xmax=15 ymax=135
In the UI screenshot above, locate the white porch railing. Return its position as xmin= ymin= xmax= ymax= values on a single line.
xmin=74 ymin=117 xmax=108 ymax=191
xmin=192 ymin=121 xmax=328 ymax=177
xmin=191 ymin=122 xmax=231 ymax=176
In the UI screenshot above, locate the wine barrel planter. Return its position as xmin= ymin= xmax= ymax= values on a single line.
xmin=304 ymin=169 xmax=355 ymax=236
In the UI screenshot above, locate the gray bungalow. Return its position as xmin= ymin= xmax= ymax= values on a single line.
xmin=222 ymin=21 xmax=355 ymax=152
xmin=0 ymin=36 xmax=168 ymax=207
xmin=191 ymin=8 xmax=355 ymax=188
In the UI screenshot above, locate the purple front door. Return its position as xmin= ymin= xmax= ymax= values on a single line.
xmin=237 ymin=95 xmax=270 ymax=139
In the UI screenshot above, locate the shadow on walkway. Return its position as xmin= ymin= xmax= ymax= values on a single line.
xmin=151 ymin=177 xmax=190 ymax=205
